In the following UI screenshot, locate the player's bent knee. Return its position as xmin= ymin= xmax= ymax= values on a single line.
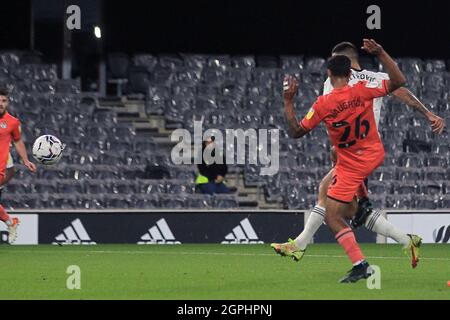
xmin=317 ymin=172 xmax=333 ymax=204
xmin=318 ymin=180 xmax=329 ymax=196
xmin=317 ymin=191 xmax=327 ymax=208
xmin=344 ymin=198 xmax=358 ymax=220
xmin=323 ymin=210 xmax=340 ymax=230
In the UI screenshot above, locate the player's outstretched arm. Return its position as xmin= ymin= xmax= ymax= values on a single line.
xmin=283 ymin=75 xmax=308 ymax=139
xmin=391 ymin=88 xmax=446 ymax=134
xmin=361 ymin=39 xmax=406 ymax=93
xmin=13 ymin=139 xmax=36 ymax=172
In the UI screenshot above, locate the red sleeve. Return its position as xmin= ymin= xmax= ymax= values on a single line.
xmin=355 ymin=80 xmax=389 ymax=100
xmin=299 ymin=98 xmax=324 ymax=132
xmin=11 ymin=120 xmax=21 ymax=142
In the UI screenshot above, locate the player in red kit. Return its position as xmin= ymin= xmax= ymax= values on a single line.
xmin=274 ymin=39 xmax=407 ymax=283
xmin=0 ymin=88 xmax=37 ymax=243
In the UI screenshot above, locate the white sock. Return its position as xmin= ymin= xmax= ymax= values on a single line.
xmin=294 ymin=205 xmax=325 ymax=250
xmin=353 ymin=259 xmax=365 ymax=266
xmin=364 ymin=210 xmax=410 ymax=246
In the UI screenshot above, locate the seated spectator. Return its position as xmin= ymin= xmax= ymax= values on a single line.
xmin=195 ymin=137 xmax=232 ymax=195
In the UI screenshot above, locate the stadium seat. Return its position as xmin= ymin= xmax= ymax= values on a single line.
xmin=393 ymin=182 xmax=418 ymax=195
xmin=213 ymin=194 xmax=239 ymax=208
xmin=280 ymin=55 xmax=304 ymax=70
xmin=371 ymin=167 xmax=396 ymax=182
xmin=438 ymin=99 xmax=450 ymax=113
xmin=285 ymin=184 xmax=311 ymax=209
xmin=85 ymin=180 xmax=108 ymax=194
xmin=397 ymin=168 xmax=423 ymax=181
xmin=172 ymin=84 xmax=196 ymax=99
xmin=396 ymin=58 xmax=422 ymax=75
xmin=132 ymin=54 xmax=158 ymax=71
xmin=112 ymin=180 xmax=138 ymax=194
xmin=139 ymin=181 xmax=167 ymax=194
xmin=52 ymin=194 xmax=78 ymax=209
xmin=440 ymin=195 xmax=450 ymax=209
xmin=426 ymin=155 xmax=448 ymax=168
xmin=421 ymin=72 xmax=445 ymax=98
xmin=105 ymin=194 xmax=131 ymax=209
xmin=222 ymin=82 xmax=246 ymax=99
xmin=33 ymin=180 xmax=56 ymax=194
xmin=160 ymin=194 xmax=187 ymax=208
xmin=255 ymin=55 xmax=279 ymax=68
xmin=252 ymin=68 xmax=278 ymax=85
xmin=264 ymin=177 xmax=283 ymax=202
xmin=56 ymin=79 xmax=81 ymax=94
xmin=414 ymin=195 xmax=440 ymax=209
xmin=128 ymin=66 xmax=151 ymax=95
xmin=5 ymin=181 xmax=33 ymax=194
xmin=368 ymin=194 xmax=386 ymax=209
xmin=187 ymin=194 xmax=213 ymax=208
xmin=182 ymin=54 xmax=208 ymax=69
xmin=56 ymin=180 xmax=85 ymax=194
xmin=417 ymin=181 xmax=445 ymax=196
xmin=167 ymin=182 xmax=196 ymax=194
xmin=92 ymin=110 xmax=117 ymax=127
xmin=174 ymin=68 xmax=201 ymax=86
xmin=424 ymin=59 xmax=447 ymax=72
xmin=159 ymin=54 xmax=184 ymax=70
xmin=398 ymin=153 xmax=425 ymax=168
xmin=0 ymin=52 xmax=20 ymax=69
xmin=13 ymin=64 xmax=58 ymax=81
xmin=305 ymin=57 xmax=326 ymax=74
xmin=129 ymin=195 xmax=156 ymax=209
xmin=368 ymin=181 xmax=391 ymax=195
xmin=231 ymin=56 xmax=255 ymax=70
xmin=385 ymin=195 xmax=415 ymax=209
xmin=424 ymin=168 xmax=449 ymax=180
xmin=3 ymin=51 xmax=449 ymax=210
xmin=21 ymin=195 xmax=41 ymax=209
xmin=202 ymin=67 xmax=225 ymax=86
xmin=107 ymin=53 xmax=129 ymax=96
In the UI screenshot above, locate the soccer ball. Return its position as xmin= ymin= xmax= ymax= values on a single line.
xmin=32 ymin=135 xmax=65 ymax=165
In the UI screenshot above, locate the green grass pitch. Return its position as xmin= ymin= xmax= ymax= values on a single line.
xmin=1 ymin=244 xmax=449 ymax=299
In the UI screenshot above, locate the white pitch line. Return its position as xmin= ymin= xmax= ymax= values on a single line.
xmin=6 ymin=249 xmax=450 ymax=261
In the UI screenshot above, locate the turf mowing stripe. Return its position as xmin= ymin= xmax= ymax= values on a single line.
xmin=5 ymin=249 xmax=450 ymax=261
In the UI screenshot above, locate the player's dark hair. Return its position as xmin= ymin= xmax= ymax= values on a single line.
xmin=0 ymin=87 xmax=9 ymax=96
xmin=327 ymin=55 xmax=351 ymax=77
xmin=332 ymin=41 xmax=358 ymax=59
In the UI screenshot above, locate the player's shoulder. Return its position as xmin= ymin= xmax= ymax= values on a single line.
xmin=353 ymin=68 xmax=389 ymax=80
xmin=353 ymin=79 xmax=384 ymax=90
xmin=5 ymin=112 xmax=20 ymax=123
xmin=352 ymin=80 xmax=367 ymax=87
xmin=348 ymin=81 xmax=372 ymax=95
xmin=364 ymin=69 xmax=389 ymax=80
xmin=314 ymin=92 xmax=333 ymax=111
xmin=315 ymin=93 xmax=328 ymax=104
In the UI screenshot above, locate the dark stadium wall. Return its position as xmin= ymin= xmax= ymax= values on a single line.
xmin=0 ymin=1 xmax=31 ymax=50
xmin=1 ymin=1 xmax=448 ymax=61
xmin=103 ymin=0 xmax=450 ymax=59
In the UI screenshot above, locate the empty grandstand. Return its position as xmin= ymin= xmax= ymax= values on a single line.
xmin=1 ymin=51 xmax=448 ymax=210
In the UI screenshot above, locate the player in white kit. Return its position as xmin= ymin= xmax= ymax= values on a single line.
xmin=272 ymin=41 xmax=445 ymax=268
